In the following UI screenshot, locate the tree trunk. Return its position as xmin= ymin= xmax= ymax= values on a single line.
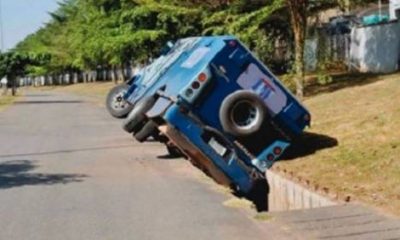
xmin=83 ymin=71 xmax=88 ymax=83
xmin=118 ymin=65 xmax=126 ymax=82
xmin=287 ymin=0 xmax=307 ymax=99
xmin=73 ymin=72 xmax=78 ymax=84
xmin=103 ymin=69 xmax=107 ymax=81
xmin=10 ymin=76 xmax=16 ymax=96
xmin=112 ymin=66 xmax=118 ymax=84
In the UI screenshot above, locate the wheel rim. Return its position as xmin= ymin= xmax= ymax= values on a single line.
xmin=230 ymin=100 xmax=260 ymax=131
xmin=112 ymin=91 xmax=128 ymax=110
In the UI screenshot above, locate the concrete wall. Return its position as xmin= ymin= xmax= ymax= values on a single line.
xmin=390 ymin=0 xmax=400 ymax=20
xmin=267 ymin=170 xmax=337 ymax=212
xmin=350 ymin=21 xmax=400 ymax=73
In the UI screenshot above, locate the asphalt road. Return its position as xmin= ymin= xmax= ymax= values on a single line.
xmin=0 ymin=90 xmax=295 ymax=240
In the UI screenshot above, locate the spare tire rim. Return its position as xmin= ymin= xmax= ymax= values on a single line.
xmin=112 ymin=91 xmax=128 ymax=110
xmin=230 ymin=100 xmax=260 ymax=130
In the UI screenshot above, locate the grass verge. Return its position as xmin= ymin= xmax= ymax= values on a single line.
xmin=0 ymin=94 xmax=19 ymax=112
xmin=254 ymin=213 xmax=274 ymax=221
xmin=30 ymin=82 xmax=116 ymax=103
xmin=276 ymin=72 xmax=400 ymax=215
xmin=53 ymin=82 xmax=115 ymax=99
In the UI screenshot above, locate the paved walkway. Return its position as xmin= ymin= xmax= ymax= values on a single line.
xmin=0 ymin=90 xmax=295 ymax=240
xmin=271 ymin=204 xmax=400 ymax=239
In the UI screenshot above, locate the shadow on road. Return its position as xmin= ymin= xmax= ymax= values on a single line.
xmin=0 ymin=145 xmax=134 ymax=158
xmin=157 ymin=154 xmax=182 ymax=159
xmin=0 ymin=160 xmax=87 ymax=189
xmin=23 ymin=94 xmax=51 ymax=97
xmin=14 ymin=100 xmax=83 ymax=105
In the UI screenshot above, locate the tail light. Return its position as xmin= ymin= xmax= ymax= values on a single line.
xmin=273 ymin=147 xmax=282 ymax=155
xmin=185 ymin=88 xmax=194 ymax=97
xmin=228 ymin=40 xmax=237 ymax=47
xmin=179 ymin=67 xmax=211 ymax=104
xmin=198 ymin=73 xmax=207 ymax=82
xmin=191 ymin=81 xmax=200 ymax=89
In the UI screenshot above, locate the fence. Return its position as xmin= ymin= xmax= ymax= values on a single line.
xmin=305 ymin=30 xmax=351 ymax=72
xmin=19 ymin=65 xmax=142 ymax=87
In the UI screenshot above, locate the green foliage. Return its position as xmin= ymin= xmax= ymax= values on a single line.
xmin=202 ymin=0 xmax=287 ymax=70
xmin=13 ymin=0 xmax=352 ymax=79
xmin=0 ymin=52 xmax=49 ymax=78
xmin=317 ymin=71 xmax=333 ymax=85
xmin=14 ymin=0 xmax=205 ymax=75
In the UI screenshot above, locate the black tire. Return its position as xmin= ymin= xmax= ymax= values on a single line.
xmin=122 ymin=95 xmax=157 ymax=133
xmin=219 ymin=90 xmax=267 ymax=137
xmin=134 ymin=120 xmax=158 ymax=142
xmin=247 ymin=178 xmax=269 ymax=212
xmin=106 ymin=83 xmax=133 ymax=118
xmin=166 ymin=145 xmax=183 ymax=158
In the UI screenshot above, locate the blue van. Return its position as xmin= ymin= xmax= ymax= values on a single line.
xmin=105 ymin=39 xmax=196 ymax=119
xmin=119 ymin=38 xmax=203 ymax=138
xmin=122 ymin=36 xmax=311 ymax=199
xmin=117 ymin=36 xmax=311 ymax=197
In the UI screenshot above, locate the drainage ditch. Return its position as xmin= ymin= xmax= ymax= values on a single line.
xmin=266 ymin=170 xmax=338 ymax=212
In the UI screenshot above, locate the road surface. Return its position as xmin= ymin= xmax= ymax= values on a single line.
xmin=0 ymin=90 xmax=295 ymax=240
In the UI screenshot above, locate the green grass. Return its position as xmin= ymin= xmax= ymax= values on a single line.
xmin=275 ymin=72 xmax=400 ymax=215
xmin=52 ymin=82 xmax=116 ymax=99
xmin=254 ymin=213 xmax=274 ymax=221
xmin=30 ymin=82 xmax=117 ymax=104
xmin=223 ymin=197 xmax=255 ymax=210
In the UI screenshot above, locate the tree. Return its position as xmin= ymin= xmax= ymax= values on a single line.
xmin=286 ymin=0 xmax=379 ymax=98
xmin=286 ymin=0 xmax=307 ymax=98
xmin=15 ymin=0 xmax=375 ymax=92
xmin=0 ymin=52 xmax=49 ymax=95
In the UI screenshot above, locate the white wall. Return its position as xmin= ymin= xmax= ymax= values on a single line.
xmin=390 ymin=0 xmax=400 ymax=20
xmin=350 ymin=21 xmax=400 ymax=73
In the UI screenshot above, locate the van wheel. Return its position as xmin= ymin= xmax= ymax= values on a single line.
xmin=166 ymin=145 xmax=183 ymax=158
xmin=106 ymin=83 xmax=133 ymax=118
xmin=122 ymin=95 xmax=156 ymax=133
xmin=134 ymin=120 xmax=158 ymax=142
xmin=247 ymin=178 xmax=269 ymax=212
xmin=219 ymin=90 xmax=267 ymax=137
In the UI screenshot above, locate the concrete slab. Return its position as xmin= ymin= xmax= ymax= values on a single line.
xmin=271 ymin=204 xmax=400 ymax=239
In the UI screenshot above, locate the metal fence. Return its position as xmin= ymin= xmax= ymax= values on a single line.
xmin=305 ymin=30 xmax=351 ymax=72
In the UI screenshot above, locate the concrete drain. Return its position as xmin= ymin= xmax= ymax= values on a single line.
xmin=266 ymin=170 xmax=337 ymax=211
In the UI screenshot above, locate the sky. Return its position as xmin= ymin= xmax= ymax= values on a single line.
xmin=1 ymin=0 xmax=60 ymax=51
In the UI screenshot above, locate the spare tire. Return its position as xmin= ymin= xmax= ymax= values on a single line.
xmin=219 ymin=90 xmax=267 ymax=137
xmin=106 ymin=83 xmax=133 ymax=118
xmin=122 ymin=95 xmax=156 ymax=133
